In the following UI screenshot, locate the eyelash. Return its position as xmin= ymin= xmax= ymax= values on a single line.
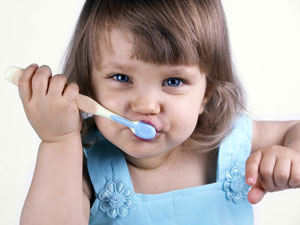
xmin=110 ymin=74 xmax=185 ymax=87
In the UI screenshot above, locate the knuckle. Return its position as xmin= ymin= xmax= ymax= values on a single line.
xmin=264 ymin=145 xmax=280 ymax=153
xmin=247 ymin=151 xmax=261 ymax=164
xmin=32 ymin=65 xmax=52 ymax=84
xmin=38 ymin=65 xmax=52 ymax=74
xmin=289 ymin=173 xmax=300 ymax=187
xmin=31 ymin=73 xmax=41 ymax=85
xmin=265 ymin=145 xmax=276 ymax=153
xmin=259 ymin=167 xmax=273 ymax=178
xmin=275 ymin=171 xmax=289 ymax=185
xmin=66 ymin=82 xmax=79 ymax=96
xmin=69 ymin=82 xmax=79 ymax=90
xmin=19 ymin=65 xmax=37 ymax=84
xmin=246 ymin=156 xmax=257 ymax=165
xmin=277 ymin=171 xmax=289 ymax=180
xmin=52 ymin=74 xmax=67 ymax=84
xmin=26 ymin=63 xmax=38 ymax=69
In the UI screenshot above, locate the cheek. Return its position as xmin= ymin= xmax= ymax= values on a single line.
xmin=169 ymin=105 xmax=199 ymax=139
xmin=94 ymin=116 xmax=112 ymax=133
xmin=94 ymin=116 xmax=123 ymax=143
xmin=94 ymin=89 xmax=127 ymax=115
xmin=179 ymin=113 xmax=199 ymax=135
xmin=168 ymin=96 xmax=202 ymax=137
xmin=97 ymin=93 xmax=117 ymax=110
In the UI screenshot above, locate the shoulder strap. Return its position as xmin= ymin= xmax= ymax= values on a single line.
xmin=217 ymin=114 xmax=252 ymax=182
xmin=84 ymin=129 xmax=134 ymax=194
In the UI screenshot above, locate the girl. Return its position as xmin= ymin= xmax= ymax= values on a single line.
xmin=18 ymin=0 xmax=300 ymax=225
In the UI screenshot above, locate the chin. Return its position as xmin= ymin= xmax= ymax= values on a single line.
xmin=117 ymin=140 xmax=167 ymax=158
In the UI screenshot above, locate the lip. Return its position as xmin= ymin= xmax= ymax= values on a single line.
xmin=132 ymin=131 xmax=161 ymax=142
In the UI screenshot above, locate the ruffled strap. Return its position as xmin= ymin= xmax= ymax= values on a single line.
xmin=217 ymin=114 xmax=252 ymax=182
xmin=84 ymin=129 xmax=136 ymax=218
xmin=84 ymin=130 xmax=133 ymax=193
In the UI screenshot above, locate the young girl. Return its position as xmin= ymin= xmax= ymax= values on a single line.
xmin=18 ymin=0 xmax=300 ymax=224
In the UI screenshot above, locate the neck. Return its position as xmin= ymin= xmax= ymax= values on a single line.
xmin=126 ymin=146 xmax=213 ymax=194
xmin=124 ymin=146 xmax=182 ymax=171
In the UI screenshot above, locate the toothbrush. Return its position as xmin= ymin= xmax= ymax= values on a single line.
xmin=5 ymin=66 xmax=156 ymax=140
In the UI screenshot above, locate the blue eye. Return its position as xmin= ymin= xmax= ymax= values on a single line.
xmin=113 ymin=74 xmax=130 ymax=82
xmin=164 ymin=78 xmax=183 ymax=87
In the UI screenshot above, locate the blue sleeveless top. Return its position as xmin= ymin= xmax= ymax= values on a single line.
xmin=84 ymin=115 xmax=254 ymax=225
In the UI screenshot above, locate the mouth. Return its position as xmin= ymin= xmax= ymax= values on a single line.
xmin=140 ymin=119 xmax=160 ymax=131
xmin=132 ymin=131 xmax=161 ymax=142
xmin=128 ymin=118 xmax=162 ymax=141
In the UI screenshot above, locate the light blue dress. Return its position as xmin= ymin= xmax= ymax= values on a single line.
xmin=84 ymin=115 xmax=254 ymax=225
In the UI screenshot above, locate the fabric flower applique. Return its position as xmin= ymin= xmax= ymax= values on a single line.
xmin=98 ymin=179 xmax=135 ymax=218
xmin=223 ymin=167 xmax=251 ymax=203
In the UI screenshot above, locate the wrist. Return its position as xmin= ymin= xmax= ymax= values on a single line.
xmin=284 ymin=122 xmax=300 ymax=151
xmin=39 ymin=132 xmax=82 ymax=152
xmin=40 ymin=131 xmax=82 ymax=145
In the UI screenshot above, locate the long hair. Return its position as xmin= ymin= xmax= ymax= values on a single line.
xmin=63 ymin=0 xmax=246 ymax=151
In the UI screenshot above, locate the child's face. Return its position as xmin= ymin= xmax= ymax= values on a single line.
xmin=91 ymin=29 xmax=208 ymax=160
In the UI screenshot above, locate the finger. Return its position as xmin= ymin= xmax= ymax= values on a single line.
xmin=47 ymin=75 xmax=67 ymax=97
xmin=18 ymin=64 xmax=39 ymax=103
xmin=31 ymin=65 xmax=52 ymax=97
xmin=247 ymin=180 xmax=267 ymax=204
xmin=63 ymin=82 xmax=79 ymax=100
xmin=246 ymin=150 xmax=262 ymax=186
xmin=289 ymin=161 xmax=300 ymax=188
xmin=258 ymin=151 xmax=276 ymax=191
xmin=274 ymin=157 xmax=291 ymax=187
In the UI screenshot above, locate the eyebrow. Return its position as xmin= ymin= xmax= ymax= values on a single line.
xmin=164 ymin=67 xmax=188 ymax=74
xmin=162 ymin=66 xmax=199 ymax=77
xmin=100 ymin=62 xmax=134 ymax=72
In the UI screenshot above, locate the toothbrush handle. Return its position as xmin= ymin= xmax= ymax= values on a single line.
xmin=76 ymin=94 xmax=117 ymax=119
xmin=5 ymin=66 xmax=117 ymax=119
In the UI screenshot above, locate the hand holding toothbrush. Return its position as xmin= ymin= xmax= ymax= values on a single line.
xmin=6 ymin=65 xmax=156 ymax=141
xmin=10 ymin=64 xmax=82 ymax=143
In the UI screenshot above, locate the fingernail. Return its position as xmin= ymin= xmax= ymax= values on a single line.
xmin=247 ymin=178 xmax=255 ymax=185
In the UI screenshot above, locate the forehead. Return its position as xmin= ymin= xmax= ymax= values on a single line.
xmin=93 ymin=24 xmax=200 ymax=71
xmin=99 ymin=28 xmax=135 ymax=67
xmin=97 ymin=29 xmax=203 ymax=77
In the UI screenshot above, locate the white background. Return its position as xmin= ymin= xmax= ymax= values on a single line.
xmin=0 ymin=0 xmax=299 ymax=224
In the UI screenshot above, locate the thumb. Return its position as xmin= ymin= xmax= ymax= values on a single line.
xmin=247 ymin=180 xmax=267 ymax=204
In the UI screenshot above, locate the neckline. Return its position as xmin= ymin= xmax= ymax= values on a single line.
xmin=121 ymin=148 xmax=221 ymax=197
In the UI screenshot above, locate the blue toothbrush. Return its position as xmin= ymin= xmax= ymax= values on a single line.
xmin=5 ymin=66 xmax=157 ymax=140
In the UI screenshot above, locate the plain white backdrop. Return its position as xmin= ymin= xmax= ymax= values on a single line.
xmin=0 ymin=0 xmax=299 ymax=224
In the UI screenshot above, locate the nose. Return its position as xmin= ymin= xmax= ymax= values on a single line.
xmin=130 ymin=92 xmax=161 ymax=115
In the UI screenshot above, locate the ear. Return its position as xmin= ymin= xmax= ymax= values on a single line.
xmin=198 ymin=86 xmax=212 ymax=115
xmin=198 ymin=95 xmax=209 ymax=114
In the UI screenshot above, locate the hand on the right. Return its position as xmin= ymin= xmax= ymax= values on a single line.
xmin=246 ymin=145 xmax=300 ymax=204
xmin=18 ymin=64 xmax=82 ymax=143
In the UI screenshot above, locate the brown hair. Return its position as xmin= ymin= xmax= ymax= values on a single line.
xmin=63 ymin=0 xmax=246 ymax=151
